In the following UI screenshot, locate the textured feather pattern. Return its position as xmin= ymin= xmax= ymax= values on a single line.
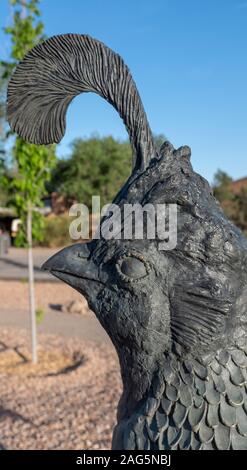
xmin=7 ymin=34 xmax=155 ymax=171
xmin=113 ymin=344 xmax=247 ymax=450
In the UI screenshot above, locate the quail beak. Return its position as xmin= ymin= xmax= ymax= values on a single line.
xmin=42 ymin=242 xmax=103 ymax=302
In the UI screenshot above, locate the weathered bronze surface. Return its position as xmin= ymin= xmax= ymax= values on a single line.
xmin=7 ymin=34 xmax=247 ymax=450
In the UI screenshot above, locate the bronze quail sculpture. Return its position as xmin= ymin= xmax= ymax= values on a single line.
xmin=7 ymin=34 xmax=247 ymax=450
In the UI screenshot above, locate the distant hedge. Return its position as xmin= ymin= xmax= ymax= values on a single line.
xmin=39 ymin=215 xmax=72 ymax=248
xmin=39 ymin=214 xmax=96 ymax=248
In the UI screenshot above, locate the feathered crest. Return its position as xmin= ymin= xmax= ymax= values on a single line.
xmin=7 ymin=34 xmax=156 ymax=171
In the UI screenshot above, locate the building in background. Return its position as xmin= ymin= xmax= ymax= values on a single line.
xmin=0 ymin=192 xmax=74 ymax=244
xmin=231 ymin=177 xmax=247 ymax=195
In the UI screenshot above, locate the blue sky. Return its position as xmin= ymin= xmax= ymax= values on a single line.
xmin=0 ymin=0 xmax=246 ymax=183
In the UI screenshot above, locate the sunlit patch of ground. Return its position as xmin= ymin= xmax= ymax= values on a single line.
xmin=0 ymin=344 xmax=85 ymax=377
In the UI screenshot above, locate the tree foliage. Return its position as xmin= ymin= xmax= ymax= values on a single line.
xmin=49 ymin=136 xmax=132 ymax=209
xmin=49 ymin=133 xmax=167 ymax=209
xmin=0 ymin=0 xmax=56 ymax=245
xmin=9 ymin=138 xmax=56 ymax=245
xmin=0 ymin=156 xmax=10 ymax=206
xmin=0 ymin=70 xmax=7 ymax=141
xmin=153 ymin=133 xmax=167 ymax=150
xmin=213 ymin=170 xmax=233 ymax=203
xmin=1 ymin=0 xmax=45 ymax=78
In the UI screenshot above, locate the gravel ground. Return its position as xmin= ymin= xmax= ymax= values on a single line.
xmin=0 ymin=280 xmax=87 ymax=314
xmin=0 ymin=327 xmax=122 ymax=450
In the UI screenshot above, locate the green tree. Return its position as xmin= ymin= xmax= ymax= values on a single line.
xmin=0 ymin=67 xmax=8 ymax=202
xmin=0 ymin=156 xmax=10 ymax=206
xmin=49 ymin=133 xmax=168 ymax=209
xmin=1 ymin=0 xmax=56 ymax=363
xmin=213 ymin=170 xmax=233 ymax=203
xmin=49 ymin=136 xmax=132 ymax=208
xmin=0 ymin=70 xmax=7 ymax=144
xmin=153 ymin=133 xmax=167 ymax=150
xmin=8 ymin=138 xmax=56 ymax=245
xmin=235 ymin=188 xmax=247 ymax=233
xmin=1 ymin=0 xmax=55 ymax=245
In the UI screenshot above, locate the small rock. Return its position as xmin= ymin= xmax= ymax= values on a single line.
xmin=62 ymin=298 xmax=90 ymax=315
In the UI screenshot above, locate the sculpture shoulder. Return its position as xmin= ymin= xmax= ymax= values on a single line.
xmin=112 ymin=345 xmax=247 ymax=450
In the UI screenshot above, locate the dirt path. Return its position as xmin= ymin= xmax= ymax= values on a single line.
xmin=0 ymin=247 xmax=61 ymax=281
xmin=0 ymin=280 xmax=110 ymax=344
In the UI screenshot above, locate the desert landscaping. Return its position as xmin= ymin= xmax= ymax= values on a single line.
xmin=0 ymin=249 xmax=122 ymax=450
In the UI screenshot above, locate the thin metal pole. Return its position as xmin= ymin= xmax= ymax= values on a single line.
xmin=27 ymin=202 xmax=37 ymax=364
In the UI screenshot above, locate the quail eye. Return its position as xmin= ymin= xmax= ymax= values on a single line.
xmin=116 ymin=254 xmax=149 ymax=281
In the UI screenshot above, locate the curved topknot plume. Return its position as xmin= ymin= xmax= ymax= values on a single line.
xmin=7 ymin=33 xmax=156 ymax=171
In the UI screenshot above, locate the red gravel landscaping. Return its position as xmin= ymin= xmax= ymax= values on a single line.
xmin=0 ymin=327 xmax=122 ymax=450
